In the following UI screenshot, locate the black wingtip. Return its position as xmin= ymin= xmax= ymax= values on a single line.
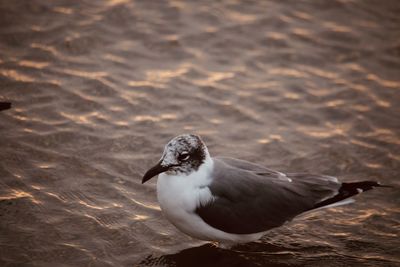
xmin=311 ymin=180 xmax=390 ymax=210
xmin=343 ymin=181 xmax=391 ymax=191
xmin=0 ymin=102 xmax=12 ymax=111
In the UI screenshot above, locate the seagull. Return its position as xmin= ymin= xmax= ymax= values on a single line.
xmin=142 ymin=134 xmax=388 ymax=248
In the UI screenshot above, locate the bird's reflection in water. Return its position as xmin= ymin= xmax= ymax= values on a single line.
xmin=139 ymin=242 xmax=296 ymax=267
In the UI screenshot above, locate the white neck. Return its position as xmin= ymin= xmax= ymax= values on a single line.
xmin=157 ymin=154 xmax=214 ymax=209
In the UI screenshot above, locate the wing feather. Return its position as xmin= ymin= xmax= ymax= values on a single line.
xmin=195 ymin=158 xmax=340 ymax=234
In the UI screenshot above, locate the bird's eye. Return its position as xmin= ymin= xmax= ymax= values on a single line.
xmin=178 ymin=152 xmax=190 ymax=161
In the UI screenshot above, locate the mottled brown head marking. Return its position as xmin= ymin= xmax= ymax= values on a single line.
xmin=161 ymin=134 xmax=207 ymax=176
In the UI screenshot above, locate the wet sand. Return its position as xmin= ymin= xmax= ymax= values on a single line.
xmin=0 ymin=0 xmax=400 ymax=266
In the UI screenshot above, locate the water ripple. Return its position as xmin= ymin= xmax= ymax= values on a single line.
xmin=1 ymin=0 xmax=399 ymax=266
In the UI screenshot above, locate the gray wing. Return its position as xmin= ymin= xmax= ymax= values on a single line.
xmin=195 ymin=157 xmax=341 ymax=235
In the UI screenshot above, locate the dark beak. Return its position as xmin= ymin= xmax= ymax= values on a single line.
xmin=142 ymin=161 xmax=169 ymax=184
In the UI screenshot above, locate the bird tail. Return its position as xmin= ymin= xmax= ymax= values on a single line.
xmin=311 ymin=181 xmax=391 ymax=210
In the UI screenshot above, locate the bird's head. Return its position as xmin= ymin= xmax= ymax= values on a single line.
xmin=142 ymin=134 xmax=209 ymax=183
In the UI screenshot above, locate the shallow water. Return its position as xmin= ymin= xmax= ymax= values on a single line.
xmin=0 ymin=0 xmax=399 ymax=266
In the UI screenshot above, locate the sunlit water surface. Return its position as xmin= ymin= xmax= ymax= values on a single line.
xmin=0 ymin=0 xmax=399 ymax=266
